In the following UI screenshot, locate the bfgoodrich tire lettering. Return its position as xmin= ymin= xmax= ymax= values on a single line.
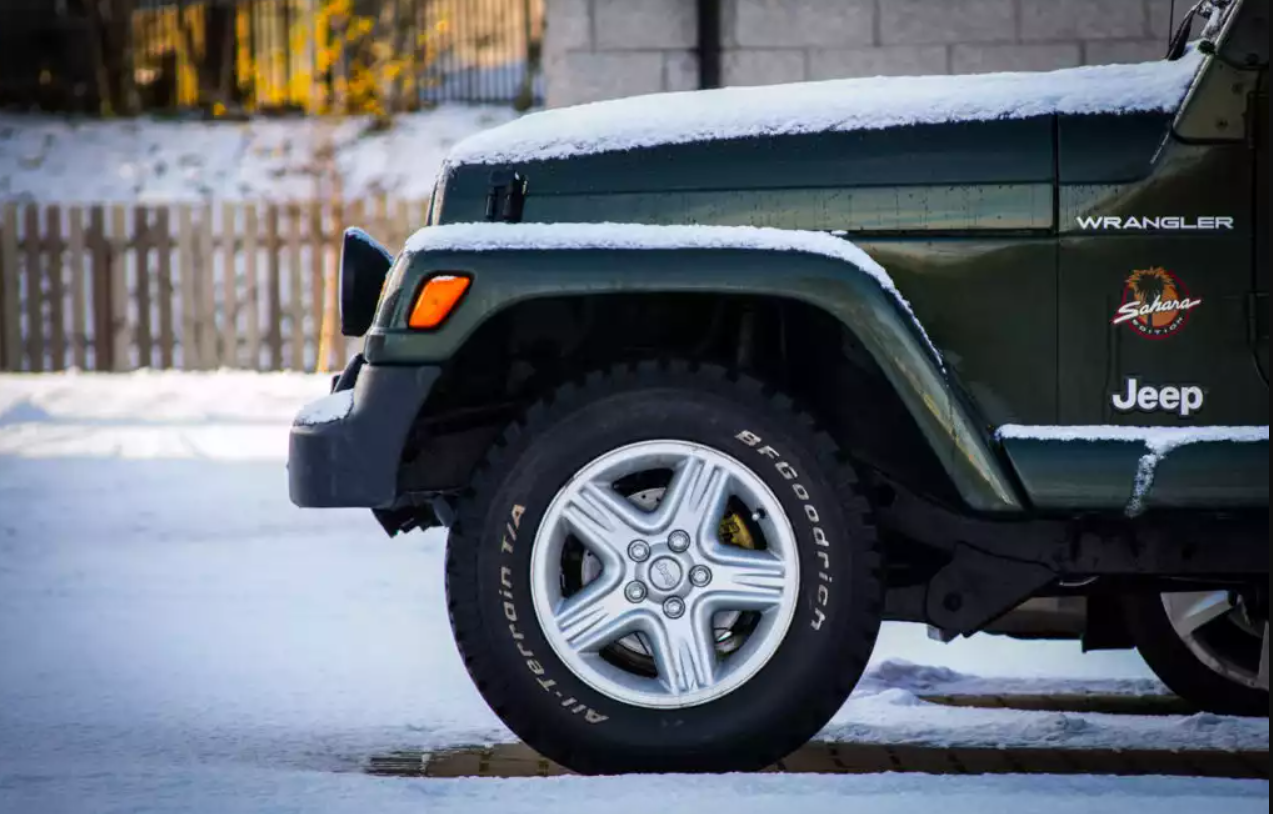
xmin=445 ymin=361 xmax=883 ymax=774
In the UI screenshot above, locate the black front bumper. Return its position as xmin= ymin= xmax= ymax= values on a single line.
xmin=288 ymin=357 xmax=441 ymax=508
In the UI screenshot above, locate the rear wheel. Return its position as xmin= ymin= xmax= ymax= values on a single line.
xmin=1127 ymin=588 xmax=1269 ymax=717
xmin=444 ymin=362 xmax=883 ymax=774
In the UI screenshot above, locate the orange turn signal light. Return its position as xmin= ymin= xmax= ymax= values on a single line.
xmin=408 ymin=275 xmax=471 ymax=329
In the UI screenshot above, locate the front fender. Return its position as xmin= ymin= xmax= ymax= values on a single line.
xmin=365 ymin=224 xmax=1023 ymax=514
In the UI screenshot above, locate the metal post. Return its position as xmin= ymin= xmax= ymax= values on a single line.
xmin=697 ymin=0 xmax=721 ymax=90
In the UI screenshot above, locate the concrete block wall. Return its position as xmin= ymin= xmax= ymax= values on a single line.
xmin=545 ymin=0 xmax=1195 ymax=107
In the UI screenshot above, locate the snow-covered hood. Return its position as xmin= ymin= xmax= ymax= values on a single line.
xmin=447 ymin=50 xmax=1205 ymax=167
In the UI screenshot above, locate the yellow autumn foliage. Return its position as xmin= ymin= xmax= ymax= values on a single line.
xmin=132 ymin=0 xmax=444 ymax=118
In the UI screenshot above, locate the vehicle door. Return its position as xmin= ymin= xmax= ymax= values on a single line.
xmin=1056 ymin=17 xmax=1267 ymax=427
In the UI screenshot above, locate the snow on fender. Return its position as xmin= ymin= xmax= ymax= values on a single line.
xmin=402 ymin=221 xmax=946 ymax=371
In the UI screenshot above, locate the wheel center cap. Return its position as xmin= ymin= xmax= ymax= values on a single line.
xmin=648 ymin=557 xmax=685 ymax=591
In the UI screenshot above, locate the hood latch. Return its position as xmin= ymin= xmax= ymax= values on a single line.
xmin=486 ymin=170 xmax=527 ymax=222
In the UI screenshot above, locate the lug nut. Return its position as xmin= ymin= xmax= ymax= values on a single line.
xmin=628 ymin=541 xmax=651 ymax=562
xmin=663 ymin=597 xmax=686 ymax=619
xmin=689 ymin=566 xmax=712 ymax=587
xmin=668 ymin=530 xmax=691 ymax=553
xmin=624 ymin=581 xmax=648 ymax=603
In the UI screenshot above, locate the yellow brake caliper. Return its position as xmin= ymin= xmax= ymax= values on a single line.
xmin=718 ymin=512 xmax=756 ymax=550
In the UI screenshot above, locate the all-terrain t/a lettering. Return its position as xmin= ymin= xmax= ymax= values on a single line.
xmin=499 ymin=504 xmax=610 ymax=725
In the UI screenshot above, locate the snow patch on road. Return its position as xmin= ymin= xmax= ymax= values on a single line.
xmin=824 ymin=688 xmax=1267 ymax=752
xmin=858 ymin=659 xmax=1166 ymax=698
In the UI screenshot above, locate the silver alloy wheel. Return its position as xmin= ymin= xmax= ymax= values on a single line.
xmin=1163 ymin=591 xmax=1269 ymax=692
xmin=530 ymin=440 xmax=800 ymax=709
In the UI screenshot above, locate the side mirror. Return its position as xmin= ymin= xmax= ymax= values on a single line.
xmin=339 ymin=227 xmax=394 ymax=337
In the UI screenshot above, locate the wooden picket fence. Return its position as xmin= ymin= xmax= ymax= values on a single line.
xmin=0 ymin=197 xmax=430 ymax=373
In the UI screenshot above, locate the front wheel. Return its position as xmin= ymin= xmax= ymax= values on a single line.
xmin=444 ymin=362 xmax=883 ymax=774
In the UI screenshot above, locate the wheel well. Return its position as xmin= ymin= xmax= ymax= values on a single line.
xmin=396 ymin=292 xmax=959 ymax=506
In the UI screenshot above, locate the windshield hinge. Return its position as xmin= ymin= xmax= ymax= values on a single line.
xmin=485 ymin=170 xmax=527 ymax=223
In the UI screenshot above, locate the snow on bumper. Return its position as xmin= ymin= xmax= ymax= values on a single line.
xmin=288 ymin=361 xmax=440 ymax=509
xmin=295 ymin=389 xmax=355 ymax=427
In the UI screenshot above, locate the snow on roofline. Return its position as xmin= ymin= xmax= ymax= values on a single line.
xmin=446 ymin=49 xmax=1206 ymax=167
xmin=403 ymin=222 xmax=944 ymax=368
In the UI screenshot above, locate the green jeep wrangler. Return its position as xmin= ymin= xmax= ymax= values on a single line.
xmin=290 ymin=0 xmax=1268 ymax=775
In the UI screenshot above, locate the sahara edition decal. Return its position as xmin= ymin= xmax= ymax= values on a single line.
xmin=1111 ymin=268 xmax=1202 ymax=339
xmin=1112 ymin=378 xmax=1205 ymax=417
xmin=1077 ymin=215 xmax=1235 ymax=231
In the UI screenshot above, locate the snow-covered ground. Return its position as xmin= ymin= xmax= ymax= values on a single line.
xmin=0 ymin=106 xmax=519 ymax=204
xmin=0 ymin=372 xmax=1267 ymax=814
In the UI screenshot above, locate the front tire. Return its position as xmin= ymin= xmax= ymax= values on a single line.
xmin=444 ymin=362 xmax=883 ymax=774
